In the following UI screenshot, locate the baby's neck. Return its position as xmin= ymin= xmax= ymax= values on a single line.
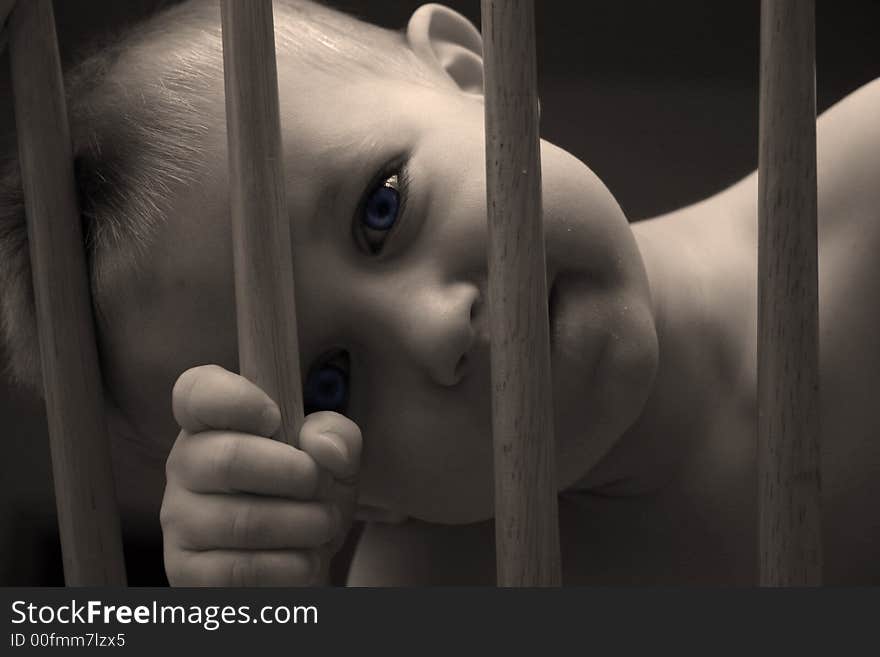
xmin=590 ymin=189 xmax=759 ymax=493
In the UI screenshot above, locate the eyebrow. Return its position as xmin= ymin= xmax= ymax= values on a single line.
xmin=300 ymin=131 xmax=389 ymax=241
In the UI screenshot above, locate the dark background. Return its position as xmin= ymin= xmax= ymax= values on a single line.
xmin=1 ymin=0 xmax=878 ymax=585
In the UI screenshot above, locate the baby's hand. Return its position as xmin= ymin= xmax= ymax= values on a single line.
xmin=161 ymin=365 xmax=361 ymax=586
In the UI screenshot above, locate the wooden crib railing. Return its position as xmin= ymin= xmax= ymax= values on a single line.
xmin=3 ymin=0 xmax=821 ymax=587
xmin=6 ymin=0 xmax=125 ymax=586
xmin=757 ymin=0 xmax=822 ymax=587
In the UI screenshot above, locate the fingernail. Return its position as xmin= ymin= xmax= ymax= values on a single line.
xmin=258 ymin=403 xmax=281 ymax=437
xmin=321 ymin=432 xmax=349 ymax=469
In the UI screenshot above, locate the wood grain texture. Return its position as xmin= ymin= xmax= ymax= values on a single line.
xmin=481 ymin=0 xmax=561 ymax=586
xmin=757 ymin=0 xmax=822 ymax=586
xmin=9 ymin=0 xmax=126 ymax=585
xmin=220 ymin=0 xmax=304 ymax=448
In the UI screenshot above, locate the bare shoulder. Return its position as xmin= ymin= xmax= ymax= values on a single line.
xmin=721 ymin=77 xmax=880 ymax=241
xmin=814 ymin=78 xmax=880 ymax=581
xmin=815 ymin=77 xmax=880 ymax=243
xmin=816 ymin=77 xmax=880 ymax=405
xmin=817 ymin=78 xmax=880 ymax=348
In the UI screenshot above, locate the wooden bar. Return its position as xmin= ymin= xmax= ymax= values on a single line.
xmin=481 ymin=0 xmax=561 ymax=586
xmin=8 ymin=0 xmax=126 ymax=585
xmin=220 ymin=0 xmax=304 ymax=448
xmin=757 ymin=0 xmax=822 ymax=586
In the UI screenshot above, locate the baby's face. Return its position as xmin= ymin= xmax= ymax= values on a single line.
xmin=105 ymin=62 xmax=658 ymax=524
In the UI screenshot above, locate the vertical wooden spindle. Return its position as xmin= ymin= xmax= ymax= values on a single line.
xmin=220 ymin=0 xmax=304 ymax=449
xmin=757 ymin=0 xmax=822 ymax=586
xmin=481 ymin=0 xmax=561 ymax=586
xmin=8 ymin=0 xmax=126 ymax=585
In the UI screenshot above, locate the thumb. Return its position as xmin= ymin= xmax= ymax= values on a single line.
xmin=298 ymin=411 xmax=362 ymax=485
xmin=298 ymin=411 xmax=362 ymax=543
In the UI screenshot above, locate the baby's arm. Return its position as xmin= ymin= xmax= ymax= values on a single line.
xmin=161 ymin=365 xmax=361 ymax=586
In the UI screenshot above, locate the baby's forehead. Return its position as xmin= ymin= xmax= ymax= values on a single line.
xmin=272 ymin=72 xmax=426 ymax=160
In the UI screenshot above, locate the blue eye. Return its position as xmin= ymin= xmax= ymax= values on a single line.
xmin=356 ymin=171 xmax=408 ymax=254
xmin=304 ymin=354 xmax=349 ymax=414
xmin=363 ymin=180 xmax=399 ymax=231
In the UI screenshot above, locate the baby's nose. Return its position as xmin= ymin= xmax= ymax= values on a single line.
xmin=406 ymin=282 xmax=481 ymax=388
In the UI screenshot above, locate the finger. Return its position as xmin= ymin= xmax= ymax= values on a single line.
xmin=172 ymin=365 xmax=281 ymax=437
xmin=167 ymin=548 xmax=320 ymax=587
xmin=299 ymin=411 xmax=362 ymax=483
xmin=166 ymin=430 xmax=327 ymax=499
xmin=167 ymin=490 xmax=340 ymax=551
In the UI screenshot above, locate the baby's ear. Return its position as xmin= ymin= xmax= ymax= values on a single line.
xmin=406 ymin=3 xmax=483 ymax=95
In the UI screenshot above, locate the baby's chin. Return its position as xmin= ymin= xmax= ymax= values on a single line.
xmin=402 ymin=482 xmax=497 ymax=526
xmin=551 ymin=284 xmax=660 ymax=491
xmin=355 ymin=504 xmax=410 ymax=525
